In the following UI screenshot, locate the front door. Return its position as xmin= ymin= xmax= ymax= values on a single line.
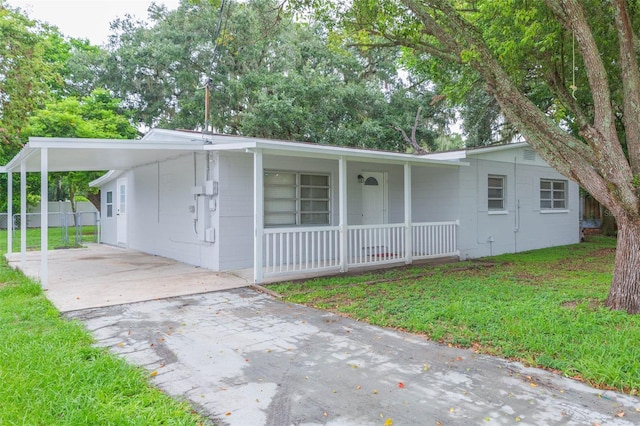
xmin=361 ymin=171 xmax=387 ymax=225
xmin=116 ymin=178 xmax=128 ymax=245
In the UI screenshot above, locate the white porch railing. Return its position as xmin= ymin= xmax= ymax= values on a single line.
xmin=347 ymin=224 xmax=406 ymax=267
xmin=262 ymin=221 xmax=458 ymax=279
xmin=412 ymin=221 xmax=459 ymax=259
xmin=263 ymin=226 xmax=341 ymax=276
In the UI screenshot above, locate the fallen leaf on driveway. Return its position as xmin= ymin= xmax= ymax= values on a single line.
xmin=149 ymin=371 xmax=158 ymax=377
xmin=615 ymin=411 xmax=625 ymax=417
xmin=383 ymin=418 xmax=393 ymax=426
xmin=398 ymin=382 xmax=405 ymax=388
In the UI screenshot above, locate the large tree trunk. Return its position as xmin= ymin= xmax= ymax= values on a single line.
xmin=606 ymin=216 xmax=640 ymax=313
xmin=599 ymin=210 xmax=617 ymax=236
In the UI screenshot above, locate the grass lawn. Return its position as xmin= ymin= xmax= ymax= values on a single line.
xmin=0 ymin=234 xmax=207 ymax=424
xmin=270 ymin=235 xmax=640 ymax=394
xmin=0 ymin=226 xmax=98 ymax=251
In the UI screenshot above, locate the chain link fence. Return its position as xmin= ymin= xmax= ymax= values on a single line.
xmin=0 ymin=212 xmax=100 ymax=250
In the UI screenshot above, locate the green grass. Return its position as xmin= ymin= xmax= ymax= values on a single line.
xmin=0 ymin=226 xmax=98 ymax=251
xmin=0 ymin=232 xmax=207 ymax=425
xmin=270 ymin=236 xmax=640 ymax=394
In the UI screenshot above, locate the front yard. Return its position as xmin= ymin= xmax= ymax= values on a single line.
xmin=270 ymin=236 xmax=640 ymax=394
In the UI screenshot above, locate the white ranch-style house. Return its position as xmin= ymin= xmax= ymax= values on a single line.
xmin=1 ymin=130 xmax=579 ymax=286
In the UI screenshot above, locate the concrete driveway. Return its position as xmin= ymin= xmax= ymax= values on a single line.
xmin=67 ymin=288 xmax=640 ymax=426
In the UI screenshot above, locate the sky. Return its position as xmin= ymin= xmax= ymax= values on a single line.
xmin=6 ymin=0 xmax=181 ymax=45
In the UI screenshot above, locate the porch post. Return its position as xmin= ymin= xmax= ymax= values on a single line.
xmin=404 ymin=162 xmax=412 ymax=264
xmin=7 ymin=171 xmax=12 ymax=254
xmin=339 ymin=156 xmax=348 ymax=272
xmin=20 ymin=160 xmax=26 ymax=268
xmin=253 ymin=148 xmax=264 ymax=283
xmin=41 ymin=148 xmax=48 ymax=289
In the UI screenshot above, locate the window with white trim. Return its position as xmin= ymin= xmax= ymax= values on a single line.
xmin=264 ymin=171 xmax=330 ymax=226
xmin=540 ymin=179 xmax=567 ymax=209
xmin=488 ymin=175 xmax=505 ymax=210
xmin=106 ymin=191 xmax=113 ymax=218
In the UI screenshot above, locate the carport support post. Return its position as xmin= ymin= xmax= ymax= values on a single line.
xmin=20 ymin=161 xmax=26 ymax=268
xmin=7 ymin=171 xmax=12 ymax=254
xmin=404 ymin=163 xmax=412 ymax=264
xmin=40 ymin=148 xmax=48 ymax=289
xmin=253 ymin=148 xmax=264 ymax=284
xmin=339 ymin=156 xmax=348 ymax=272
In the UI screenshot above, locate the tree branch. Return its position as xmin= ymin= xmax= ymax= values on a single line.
xmin=612 ymin=0 xmax=640 ymax=173
xmin=392 ymin=106 xmax=427 ymax=154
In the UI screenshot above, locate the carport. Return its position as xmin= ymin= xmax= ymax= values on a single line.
xmin=1 ymin=132 xmax=209 ymax=289
xmin=4 ymin=243 xmax=250 ymax=312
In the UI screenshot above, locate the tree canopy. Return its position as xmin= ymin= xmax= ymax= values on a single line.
xmin=99 ymin=0 xmax=455 ymax=151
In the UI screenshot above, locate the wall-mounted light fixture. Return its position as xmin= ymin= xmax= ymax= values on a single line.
xmin=357 ymin=174 xmax=364 ymax=183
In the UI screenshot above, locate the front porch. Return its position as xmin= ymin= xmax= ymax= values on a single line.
xmin=248 ymin=148 xmax=462 ymax=283
xmin=261 ymin=221 xmax=459 ymax=280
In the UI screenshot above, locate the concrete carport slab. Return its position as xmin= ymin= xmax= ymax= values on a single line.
xmin=5 ymin=244 xmax=250 ymax=312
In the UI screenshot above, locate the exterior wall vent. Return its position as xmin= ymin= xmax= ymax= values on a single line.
xmin=523 ymin=149 xmax=536 ymax=161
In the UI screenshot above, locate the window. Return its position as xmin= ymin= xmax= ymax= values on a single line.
xmin=540 ymin=179 xmax=567 ymax=209
xmin=264 ymin=171 xmax=330 ymax=226
xmin=106 ymin=191 xmax=113 ymax=218
xmin=488 ymin=175 xmax=505 ymax=210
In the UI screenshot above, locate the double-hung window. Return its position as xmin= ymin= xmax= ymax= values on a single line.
xmin=540 ymin=179 xmax=567 ymax=209
xmin=488 ymin=175 xmax=505 ymax=210
xmin=264 ymin=171 xmax=330 ymax=226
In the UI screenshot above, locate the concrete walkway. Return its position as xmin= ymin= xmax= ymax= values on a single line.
xmin=6 ymin=244 xmax=250 ymax=311
xmin=67 ymin=288 xmax=640 ymax=426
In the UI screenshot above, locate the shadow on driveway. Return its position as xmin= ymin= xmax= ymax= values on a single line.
xmin=68 ymin=288 xmax=640 ymax=426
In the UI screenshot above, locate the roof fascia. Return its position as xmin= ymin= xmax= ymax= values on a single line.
xmin=464 ymin=142 xmax=528 ymax=156
xmin=27 ymin=137 xmax=203 ymax=151
xmin=89 ymin=170 xmax=124 ymax=187
xmin=3 ymin=146 xmax=38 ymax=172
xmin=207 ymin=139 xmax=465 ymax=167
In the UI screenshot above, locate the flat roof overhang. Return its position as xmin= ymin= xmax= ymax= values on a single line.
xmin=1 ymin=137 xmax=205 ymax=173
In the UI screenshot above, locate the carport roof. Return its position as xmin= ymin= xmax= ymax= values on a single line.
xmin=1 ymin=136 xmax=205 ymax=173
xmin=1 ymin=129 xmax=466 ymax=174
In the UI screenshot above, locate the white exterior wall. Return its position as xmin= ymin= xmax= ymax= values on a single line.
xmin=215 ymin=151 xmax=254 ymax=270
xmin=457 ymin=148 xmax=580 ymax=259
xmin=411 ymin=166 xmax=460 ymax=222
xmin=99 ymin=153 xmax=219 ymax=269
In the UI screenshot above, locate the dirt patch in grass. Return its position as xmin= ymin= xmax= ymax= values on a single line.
xmin=590 ymin=248 xmax=616 ymax=257
xmin=560 ymin=298 xmax=603 ymax=310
